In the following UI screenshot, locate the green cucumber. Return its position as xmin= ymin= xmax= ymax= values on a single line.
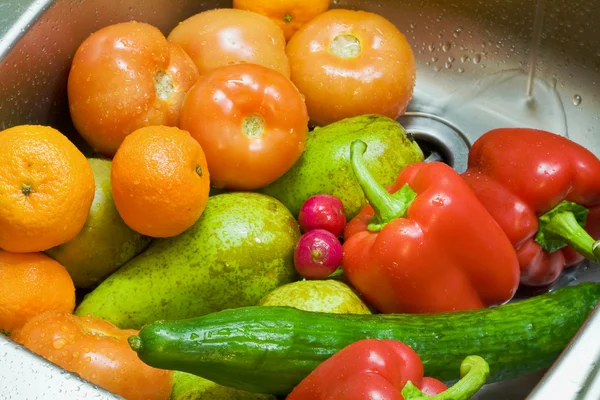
xmin=130 ymin=282 xmax=600 ymax=395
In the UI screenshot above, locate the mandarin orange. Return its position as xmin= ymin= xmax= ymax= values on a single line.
xmin=111 ymin=125 xmax=210 ymax=238
xmin=0 ymin=125 xmax=95 ymax=252
xmin=233 ymin=0 xmax=330 ymax=40
xmin=0 ymin=251 xmax=75 ymax=334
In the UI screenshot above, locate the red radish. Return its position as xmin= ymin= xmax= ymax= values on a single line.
xmin=294 ymin=229 xmax=343 ymax=280
xmin=298 ymin=194 xmax=346 ymax=237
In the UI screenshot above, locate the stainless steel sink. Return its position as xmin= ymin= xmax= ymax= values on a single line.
xmin=1 ymin=0 xmax=599 ymax=399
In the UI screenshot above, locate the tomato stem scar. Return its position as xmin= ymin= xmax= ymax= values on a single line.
xmin=155 ymin=70 xmax=175 ymax=100
xmin=242 ymin=114 xmax=265 ymax=138
xmin=330 ymin=34 xmax=361 ymax=59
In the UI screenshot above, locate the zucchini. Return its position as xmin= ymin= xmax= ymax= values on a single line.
xmin=130 ymin=282 xmax=600 ymax=395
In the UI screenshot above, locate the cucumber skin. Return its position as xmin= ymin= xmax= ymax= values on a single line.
xmin=134 ymin=283 xmax=600 ymax=395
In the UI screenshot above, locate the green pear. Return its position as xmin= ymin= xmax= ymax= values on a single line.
xmin=259 ymin=279 xmax=371 ymax=314
xmin=171 ymin=372 xmax=276 ymax=400
xmin=46 ymin=158 xmax=151 ymax=288
xmin=260 ymin=115 xmax=423 ymax=219
xmin=75 ymin=192 xmax=301 ymax=329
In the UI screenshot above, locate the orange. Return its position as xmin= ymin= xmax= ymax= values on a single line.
xmin=111 ymin=125 xmax=210 ymax=238
xmin=0 ymin=251 xmax=76 ymax=334
xmin=233 ymin=0 xmax=330 ymax=41
xmin=0 ymin=125 xmax=95 ymax=253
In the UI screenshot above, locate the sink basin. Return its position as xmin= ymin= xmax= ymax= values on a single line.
xmin=1 ymin=0 xmax=599 ymax=399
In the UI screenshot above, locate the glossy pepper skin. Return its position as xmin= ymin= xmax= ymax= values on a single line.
xmin=343 ymin=141 xmax=520 ymax=314
xmin=287 ymin=338 xmax=490 ymax=400
xmin=462 ymin=128 xmax=600 ymax=286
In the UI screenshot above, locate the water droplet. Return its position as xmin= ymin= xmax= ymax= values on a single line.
xmin=432 ymin=196 xmax=446 ymax=206
xmin=473 ymin=54 xmax=482 ymax=64
xmin=458 ymin=68 xmax=465 ymax=73
xmin=573 ymin=94 xmax=582 ymax=106
xmin=461 ymin=55 xmax=470 ymax=63
xmin=190 ymin=333 xmax=199 ymax=340
xmin=52 ymin=339 xmax=66 ymax=350
xmin=444 ymin=61 xmax=452 ymax=69
xmin=442 ymin=42 xmax=452 ymax=52
xmin=447 ymin=56 xmax=455 ymax=63
xmin=433 ymin=65 xmax=442 ymax=72
xmin=428 ymin=44 xmax=435 ymax=52
xmin=431 ymin=56 xmax=438 ymax=62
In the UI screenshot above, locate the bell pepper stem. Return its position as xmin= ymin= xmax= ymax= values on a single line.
xmin=545 ymin=212 xmax=600 ymax=261
xmin=536 ymin=200 xmax=600 ymax=261
xmin=350 ymin=140 xmax=417 ymax=231
xmin=402 ymin=355 xmax=490 ymax=400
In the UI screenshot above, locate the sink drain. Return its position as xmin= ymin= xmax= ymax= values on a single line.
xmin=397 ymin=112 xmax=471 ymax=173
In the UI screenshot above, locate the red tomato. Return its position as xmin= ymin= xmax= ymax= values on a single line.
xmin=286 ymin=9 xmax=416 ymax=126
xmin=68 ymin=21 xmax=199 ymax=156
xmin=179 ymin=63 xmax=308 ymax=190
xmin=168 ymin=8 xmax=290 ymax=78
xmin=14 ymin=311 xmax=172 ymax=400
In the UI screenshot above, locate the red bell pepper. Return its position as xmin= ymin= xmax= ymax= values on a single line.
xmin=342 ymin=140 xmax=520 ymax=314
xmin=462 ymin=128 xmax=600 ymax=286
xmin=287 ymin=338 xmax=490 ymax=400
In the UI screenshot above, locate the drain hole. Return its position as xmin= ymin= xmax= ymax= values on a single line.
xmin=397 ymin=112 xmax=471 ymax=173
xmin=411 ymin=133 xmax=452 ymax=165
